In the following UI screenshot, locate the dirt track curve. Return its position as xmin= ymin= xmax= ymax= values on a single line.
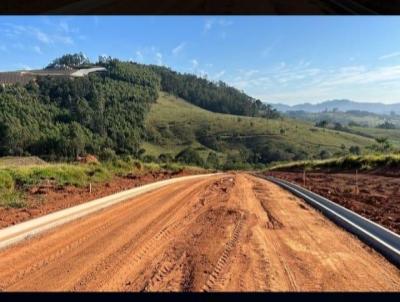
xmin=0 ymin=173 xmax=399 ymax=291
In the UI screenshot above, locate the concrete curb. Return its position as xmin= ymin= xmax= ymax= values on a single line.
xmin=0 ymin=173 xmax=218 ymax=250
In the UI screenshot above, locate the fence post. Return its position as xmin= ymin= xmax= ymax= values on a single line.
xmin=355 ymin=169 xmax=359 ymax=196
xmin=89 ymin=183 xmax=92 ymax=194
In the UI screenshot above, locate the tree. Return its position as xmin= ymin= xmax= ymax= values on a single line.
xmin=46 ymin=52 xmax=91 ymax=69
xmin=349 ymin=145 xmax=361 ymax=155
xmin=158 ymin=153 xmax=174 ymax=163
xmin=375 ymin=137 xmax=392 ymax=152
xmin=319 ymin=149 xmax=331 ymax=159
xmin=206 ymin=152 xmax=220 ymax=169
xmin=0 ymin=57 xmax=160 ymax=160
xmin=377 ymin=121 xmax=396 ymax=129
xmin=315 ymin=120 xmax=328 ymax=128
xmin=175 ymin=148 xmax=204 ymax=167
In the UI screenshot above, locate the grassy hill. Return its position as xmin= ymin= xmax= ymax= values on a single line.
xmin=286 ymin=110 xmax=400 ymax=128
xmin=346 ymin=126 xmax=400 ymax=146
xmin=143 ymin=92 xmax=375 ymax=167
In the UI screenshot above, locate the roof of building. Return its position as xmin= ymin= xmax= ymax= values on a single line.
xmin=0 ymin=66 xmax=107 ymax=85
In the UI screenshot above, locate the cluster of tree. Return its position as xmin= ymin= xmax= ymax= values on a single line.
xmin=376 ymin=121 xmax=397 ymax=129
xmin=149 ymin=65 xmax=280 ymax=118
xmin=367 ymin=137 xmax=393 ymax=153
xmin=315 ymin=120 xmax=328 ymax=128
xmin=140 ymin=148 xmax=220 ymax=170
xmin=0 ymin=56 xmax=160 ymax=160
xmin=46 ymin=52 xmax=92 ymax=69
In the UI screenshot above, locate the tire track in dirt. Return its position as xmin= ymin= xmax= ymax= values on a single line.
xmin=72 ymin=177 xmax=218 ymax=291
xmin=108 ymin=177 xmax=237 ymax=291
xmin=0 ymin=173 xmax=399 ymax=292
xmin=0 ymin=181 xmax=193 ymax=290
xmin=202 ymin=213 xmax=244 ymax=292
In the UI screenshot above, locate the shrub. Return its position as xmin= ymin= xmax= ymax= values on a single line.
xmin=175 ymin=147 xmax=204 ymax=167
xmin=0 ymin=170 xmax=14 ymax=193
xmin=349 ymin=145 xmax=361 ymax=155
xmin=206 ymin=152 xmax=220 ymax=169
xmin=158 ymin=153 xmax=174 ymax=163
xmin=319 ymin=149 xmax=331 ymax=159
xmin=99 ymin=148 xmax=117 ymax=161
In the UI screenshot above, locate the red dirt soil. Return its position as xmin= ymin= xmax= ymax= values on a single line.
xmin=0 ymin=173 xmax=398 ymax=291
xmin=0 ymin=169 xmax=198 ymax=229
xmin=268 ymin=171 xmax=400 ymax=235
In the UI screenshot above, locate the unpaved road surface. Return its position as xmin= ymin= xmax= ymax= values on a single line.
xmin=0 ymin=173 xmax=399 ymax=291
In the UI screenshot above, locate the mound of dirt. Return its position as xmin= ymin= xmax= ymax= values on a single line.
xmin=76 ymin=154 xmax=99 ymax=164
xmin=0 ymin=156 xmax=47 ymax=168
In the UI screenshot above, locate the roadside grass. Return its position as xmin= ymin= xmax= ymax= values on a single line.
xmin=267 ymin=153 xmax=400 ymax=172
xmin=0 ymin=157 xmax=207 ymax=209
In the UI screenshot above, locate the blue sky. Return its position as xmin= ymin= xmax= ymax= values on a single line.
xmin=1 ymin=16 xmax=400 ymax=105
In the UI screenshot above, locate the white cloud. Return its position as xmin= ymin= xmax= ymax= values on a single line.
xmin=203 ymin=19 xmax=214 ymax=33
xmin=226 ymin=62 xmax=400 ymax=104
xmin=55 ymin=35 xmax=74 ymax=45
xmin=135 ymin=50 xmax=144 ymax=61
xmin=191 ymin=59 xmax=199 ymax=68
xmin=172 ymin=42 xmax=186 ymax=55
xmin=2 ymin=23 xmax=74 ymax=45
xmin=59 ymin=21 xmax=70 ymax=33
xmin=218 ymin=19 xmax=233 ymax=27
xmin=156 ymin=52 xmax=163 ymax=65
xmin=33 ymin=45 xmax=42 ymax=54
xmin=203 ymin=18 xmax=233 ymax=33
xmin=93 ymin=16 xmax=99 ymax=27
xmin=212 ymin=70 xmax=226 ymax=80
xmin=18 ymin=63 xmax=32 ymax=70
xmin=379 ymin=52 xmax=400 ymax=60
xmin=34 ymin=29 xmax=50 ymax=44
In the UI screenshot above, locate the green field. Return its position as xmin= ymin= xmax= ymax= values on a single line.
xmin=347 ymin=126 xmax=400 ymax=145
xmin=144 ymin=92 xmax=375 ymax=164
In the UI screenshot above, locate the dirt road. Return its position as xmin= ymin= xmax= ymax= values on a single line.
xmin=0 ymin=173 xmax=399 ymax=291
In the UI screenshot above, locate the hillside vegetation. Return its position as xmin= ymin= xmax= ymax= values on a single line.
xmin=0 ymin=53 xmax=279 ymax=164
xmin=144 ymin=92 xmax=375 ymax=169
xmin=1 ymin=53 xmax=395 ymax=171
xmin=268 ymin=153 xmax=400 ymax=174
xmin=0 ymin=57 xmax=160 ymax=160
xmin=150 ymin=65 xmax=279 ymax=118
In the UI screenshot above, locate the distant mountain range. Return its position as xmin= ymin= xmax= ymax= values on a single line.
xmin=269 ymin=99 xmax=400 ymax=115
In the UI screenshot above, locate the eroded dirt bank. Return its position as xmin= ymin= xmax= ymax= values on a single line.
xmin=0 ymin=173 xmax=399 ymax=291
xmin=268 ymin=171 xmax=400 ymax=234
xmin=0 ymin=169 xmax=197 ymax=229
